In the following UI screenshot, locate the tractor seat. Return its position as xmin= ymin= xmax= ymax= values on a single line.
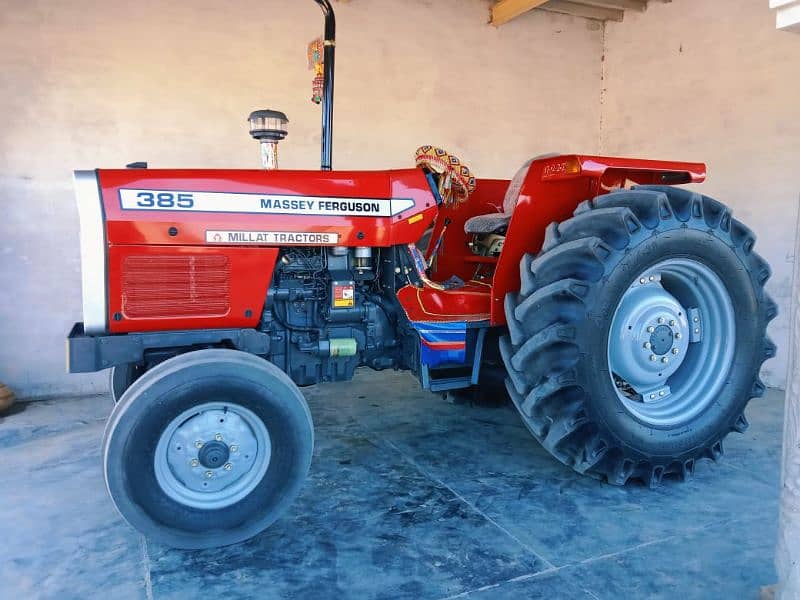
xmin=464 ymin=154 xmax=558 ymax=234
xmin=464 ymin=158 xmax=533 ymax=234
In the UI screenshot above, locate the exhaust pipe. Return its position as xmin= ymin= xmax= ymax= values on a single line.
xmin=313 ymin=0 xmax=335 ymax=171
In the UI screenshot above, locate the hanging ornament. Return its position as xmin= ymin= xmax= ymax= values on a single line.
xmin=307 ymin=37 xmax=325 ymax=104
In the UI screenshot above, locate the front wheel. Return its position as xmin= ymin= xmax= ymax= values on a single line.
xmin=109 ymin=363 xmax=145 ymax=403
xmin=102 ymin=349 xmax=313 ymax=549
xmin=501 ymin=186 xmax=776 ymax=486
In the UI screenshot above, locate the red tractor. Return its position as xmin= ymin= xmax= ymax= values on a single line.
xmin=67 ymin=0 xmax=775 ymax=549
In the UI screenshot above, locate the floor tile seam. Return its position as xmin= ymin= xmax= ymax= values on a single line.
xmin=371 ymin=435 xmax=560 ymax=571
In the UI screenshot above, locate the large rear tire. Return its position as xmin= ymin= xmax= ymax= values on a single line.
xmin=501 ymin=186 xmax=776 ymax=486
xmin=103 ymin=349 xmax=313 ymax=548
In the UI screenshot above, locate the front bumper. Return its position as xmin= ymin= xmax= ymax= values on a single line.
xmin=66 ymin=323 xmax=271 ymax=373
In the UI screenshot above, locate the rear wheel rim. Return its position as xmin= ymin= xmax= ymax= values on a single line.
xmin=607 ymin=258 xmax=735 ymax=427
xmin=154 ymin=401 xmax=271 ymax=510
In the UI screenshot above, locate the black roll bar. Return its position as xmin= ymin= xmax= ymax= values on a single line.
xmin=313 ymin=0 xmax=335 ymax=170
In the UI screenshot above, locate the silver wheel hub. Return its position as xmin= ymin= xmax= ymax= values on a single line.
xmin=608 ymin=275 xmax=691 ymax=401
xmin=607 ymin=259 xmax=735 ymax=427
xmin=154 ymin=402 xmax=270 ymax=510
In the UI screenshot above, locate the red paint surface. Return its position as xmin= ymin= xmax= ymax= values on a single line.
xmin=97 ymin=155 xmax=705 ymax=332
xmin=426 ymin=155 xmax=705 ymax=325
xmin=490 ymin=155 xmax=705 ymax=323
xmin=99 ymin=168 xmax=438 ymax=248
xmin=396 ymin=282 xmax=491 ymax=323
xmin=107 ymin=244 xmax=279 ymax=332
xmin=98 ymin=168 xmax=437 ymax=332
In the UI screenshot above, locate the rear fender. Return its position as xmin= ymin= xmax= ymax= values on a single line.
xmin=490 ymin=155 xmax=706 ymax=324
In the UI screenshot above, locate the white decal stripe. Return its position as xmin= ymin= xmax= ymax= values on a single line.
xmin=119 ymin=189 xmax=416 ymax=217
xmin=391 ymin=198 xmax=415 ymax=214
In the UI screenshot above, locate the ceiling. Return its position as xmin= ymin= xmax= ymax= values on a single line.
xmin=490 ymin=0 xmax=671 ymax=25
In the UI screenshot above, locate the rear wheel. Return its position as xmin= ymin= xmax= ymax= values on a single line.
xmin=501 ymin=186 xmax=776 ymax=486
xmin=103 ymin=349 xmax=313 ymax=548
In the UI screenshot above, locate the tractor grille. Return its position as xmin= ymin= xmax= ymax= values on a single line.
xmin=121 ymin=255 xmax=231 ymax=318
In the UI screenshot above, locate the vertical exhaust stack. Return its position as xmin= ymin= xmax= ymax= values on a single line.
xmin=314 ymin=0 xmax=336 ymax=170
xmin=248 ymin=110 xmax=289 ymax=170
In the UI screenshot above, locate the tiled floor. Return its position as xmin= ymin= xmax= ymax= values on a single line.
xmin=2 ymin=370 xmax=783 ymax=599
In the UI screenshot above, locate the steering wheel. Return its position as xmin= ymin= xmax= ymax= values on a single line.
xmin=415 ymin=145 xmax=476 ymax=204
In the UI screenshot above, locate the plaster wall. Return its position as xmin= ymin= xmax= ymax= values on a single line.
xmin=602 ymin=0 xmax=800 ymax=388
xmin=0 ymin=0 xmax=603 ymax=397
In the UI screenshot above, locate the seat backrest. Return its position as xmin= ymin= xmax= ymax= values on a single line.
xmin=502 ymin=159 xmax=534 ymax=215
xmin=502 ymin=153 xmax=562 ymax=215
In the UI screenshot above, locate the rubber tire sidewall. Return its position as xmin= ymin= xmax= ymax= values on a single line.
xmin=110 ymin=363 xmax=141 ymax=403
xmin=102 ymin=349 xmax=313 ymax=549
xmin=580 ymin=227 xmax=762 ymax=457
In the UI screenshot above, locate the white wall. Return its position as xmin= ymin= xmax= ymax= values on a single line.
xmin=601 ymin=0 xmax=800 ymax=388
xmin=0 ymin=0 xmax=603 ymax=397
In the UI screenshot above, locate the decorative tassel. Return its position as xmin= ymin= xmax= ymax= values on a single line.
xmin=307 ymin=38 xmax=324 ymax=104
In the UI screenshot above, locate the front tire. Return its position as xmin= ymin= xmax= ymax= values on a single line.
xmin=109 ymin=363 xmax=144 ymax=403
xmin=501 ymin=186 xmax=776 ymax=486
xmin=103 ymin=349 xmax=313 ymax=549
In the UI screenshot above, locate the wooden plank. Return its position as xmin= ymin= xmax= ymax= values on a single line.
xmin=574 ymin=0 xmax=647 ymax=11
xmin=491 ymin=0 xmax=550 ymax=25
xmin=538 ymin=0 xmax=624 ymax=21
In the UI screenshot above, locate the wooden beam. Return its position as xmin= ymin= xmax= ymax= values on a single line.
xmin=491 ymin=0 xmax=549 ymax=25
xmin=574 ymin=0 xmax=647 ymax=11
xmin=538 ymin=0 xmax=624 ymax=21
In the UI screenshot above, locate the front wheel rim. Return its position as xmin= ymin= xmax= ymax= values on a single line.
xmin=607 ymin=258 xmax=736 ymax=427
xmin=154 ymin=401 xmax=271 ymax=510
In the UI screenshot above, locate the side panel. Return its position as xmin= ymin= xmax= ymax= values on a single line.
xmin=98 ymin=168 xmax=438 ymax=248
xmin=107 ymin=245 xmax=279 ymax=333
xmin=95 ymin=168 xmax=438 ymax=333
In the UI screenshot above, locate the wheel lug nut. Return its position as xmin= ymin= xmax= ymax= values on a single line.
xmin=215 ymin=433 xmax=223 ymax=441
xmin=657 ymin=317 xmax=664 ymax=324
xmin=669 ymin=320 xmax=676 ymax=326
xmin=647 ymin=326 xmax=655 ymax=333
xmin=648 ymin=275 xmax=655 ymax=281
xmin=694 ymin=328 xmax=700 ymax=334
xmin=672 ymin=348 xmax=679 ymax=355
xmin=643 ymin=342 xmax=652 ymax=349
xmin=195 ymin=440 xmax=204 ymax=449
xmin=693 ymin=317 xmax=700 ymax=323
xmin=191 ymin=459 xmax=199 ymax=467
xmin=649 ymin=355 xmax=657 ymax=362
xmin=675 ymin=332 xmax=682 ymax=340
xmin=224 ymin=463 xmax=232 ymax=471
xmin=230 ymin=445 xmax=239 ymax=452
xmin=649 ymin=393 xmax=656 ymax=399
xmin=205 ymin=471 xmax=213 ymax=479
xmin=640 ymin=278 xmax=646 ymax=284
xmin=658 ymin=391 xmax=665 ymax=397
xmin=661 ymin=357 xmax=669 ymax=364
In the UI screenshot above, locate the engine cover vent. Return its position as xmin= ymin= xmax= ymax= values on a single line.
xmin=122 ymin=255 xmax=231 ymax=319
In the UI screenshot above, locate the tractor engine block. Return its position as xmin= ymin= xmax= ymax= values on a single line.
xmin=261 ymin=247 xmax=400 ymax=386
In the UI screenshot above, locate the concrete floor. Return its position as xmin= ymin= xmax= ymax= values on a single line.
xmin=1 ymin=370 xmax=783 ymax=600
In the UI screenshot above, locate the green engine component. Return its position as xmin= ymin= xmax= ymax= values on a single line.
xmin=321 ymin=338 xmax=358 ymax=357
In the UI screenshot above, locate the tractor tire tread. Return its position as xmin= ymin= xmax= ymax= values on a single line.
xmin=502 ymin=185 xmax=775 ymax=487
